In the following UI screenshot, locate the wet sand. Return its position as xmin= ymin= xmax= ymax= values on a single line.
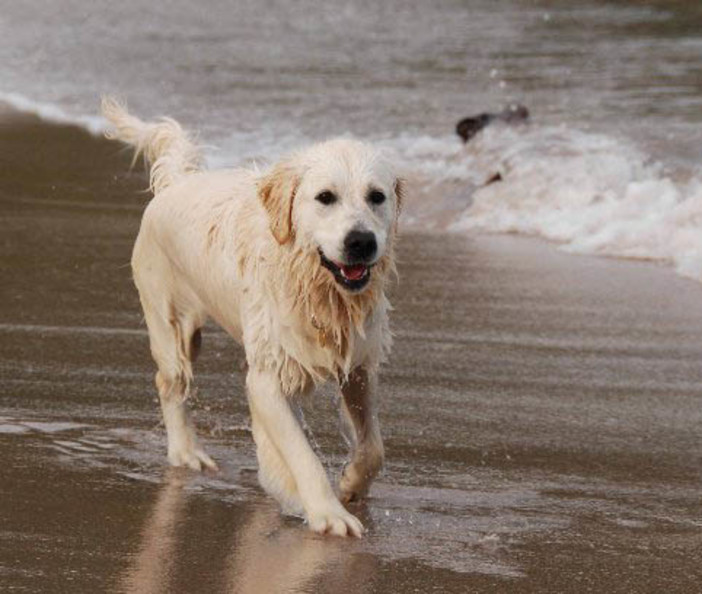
xmin=1 ymin=116 xmax=701 ymax=593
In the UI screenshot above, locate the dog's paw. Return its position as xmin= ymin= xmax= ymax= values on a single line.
xmin=168 ymin=446 xmax=218 ymax=472
xmin=338 ymin=464 xmax=370 ymax=504
xmin=338 ymin=453 xmax=382 ymax=503
xmin=307 ymin=501 xmax=365 ymax=538
xmin=338 ymin=487 xmax=364 ymax=505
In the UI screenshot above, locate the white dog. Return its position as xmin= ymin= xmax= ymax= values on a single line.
xmin=101 ymin=98 xmax=402 ymax=537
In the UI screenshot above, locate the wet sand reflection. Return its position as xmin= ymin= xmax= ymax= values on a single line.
xmin=225 ymin=503 xmax=374 ymax=594
xmin=121 ymin=470 xmax=375 ymax=594
xmin=121 ymin=469 xmax=189 ymax=594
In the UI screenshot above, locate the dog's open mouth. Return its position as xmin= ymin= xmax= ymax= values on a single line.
xmin=319 ymin=250 xmax=372 ymax=291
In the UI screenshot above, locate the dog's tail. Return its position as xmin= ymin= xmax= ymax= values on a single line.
xmin=101 ymin=96 xmax=203 ymax=194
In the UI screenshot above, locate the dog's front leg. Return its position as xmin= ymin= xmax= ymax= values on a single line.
xmin=246 ymin=368 xmax=365 ymax=537
xmin=338 ymin=367 xmax=385 ymax=503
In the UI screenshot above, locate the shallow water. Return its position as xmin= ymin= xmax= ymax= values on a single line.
xmin=1 ymin=121 xmax=702 ymax=591
xmin=3 ymin=0 xmax=702 ymax=142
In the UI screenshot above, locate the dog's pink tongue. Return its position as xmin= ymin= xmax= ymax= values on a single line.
xmin=341 ymin=264 xmax=367 ymax=281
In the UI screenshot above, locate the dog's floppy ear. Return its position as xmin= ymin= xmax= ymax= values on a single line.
xmin=394 ymin=178 xmax=405 ymax=214
xmin=259 ymin=162 xmax=300 ymax=245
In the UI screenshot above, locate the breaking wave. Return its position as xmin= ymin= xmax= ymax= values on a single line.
xmin=447 ymin=126 xmax=702 ymax=283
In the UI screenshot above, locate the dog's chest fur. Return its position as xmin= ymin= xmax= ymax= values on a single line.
xmin=241 ymin=278 xmax=390 ymax=396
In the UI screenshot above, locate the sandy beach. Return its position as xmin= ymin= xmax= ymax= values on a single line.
xmin=1 ymin=115 xmax=701 ymax=592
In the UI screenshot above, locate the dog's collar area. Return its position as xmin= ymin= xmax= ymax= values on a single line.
xmin=318 ymin=249 xmax=372 ymax=292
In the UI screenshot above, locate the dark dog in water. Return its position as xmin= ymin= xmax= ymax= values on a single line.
xmin=456 ymin=104 xmax=529 ymax=143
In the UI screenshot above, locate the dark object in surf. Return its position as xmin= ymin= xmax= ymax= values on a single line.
xmin=456 ymin=104 xmax=529 ymax=143
xmin=484 ymin=172 xmax=502 ymax=186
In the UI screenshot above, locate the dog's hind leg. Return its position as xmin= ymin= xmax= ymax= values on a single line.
xmin=338 ymin=367 xmax=384 ymax=503
xmin=140 ymin=293 xmax=216 ymax=472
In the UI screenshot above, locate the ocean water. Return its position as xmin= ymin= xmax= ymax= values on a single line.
xmin=2 ymin=0 xmax=701 ymax=280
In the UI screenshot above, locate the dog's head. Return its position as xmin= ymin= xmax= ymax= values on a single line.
xmin=259 ymin=138 xmax=403 ymax=293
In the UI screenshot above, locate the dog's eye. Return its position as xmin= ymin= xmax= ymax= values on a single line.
xmin=368 ymin=189 xmax=386 ymax=205
xmin=315 ymin=190 xmax=337 ymax=206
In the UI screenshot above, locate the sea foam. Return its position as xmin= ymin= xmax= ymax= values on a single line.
xmin=0 ymin=91 xmax=106 ymax=135
xmin=446 ymin=126 xmax=702 ymax=282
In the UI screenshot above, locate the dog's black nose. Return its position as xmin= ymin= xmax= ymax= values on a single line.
xmin=344 ymin=229 xmax=377 ymax=263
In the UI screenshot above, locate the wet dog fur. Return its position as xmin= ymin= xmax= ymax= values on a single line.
xmin=101 ymin=98 xmax=402 ymax=537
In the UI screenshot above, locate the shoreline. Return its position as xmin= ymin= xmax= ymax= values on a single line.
xmin=4 ymin=104 xmax=702 ymax=292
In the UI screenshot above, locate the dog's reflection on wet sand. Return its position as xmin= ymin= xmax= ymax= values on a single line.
xmin=120 ymin=469 xmax=376 ymax=594
xmin=120 ymin=469 xmax=188 ymax=594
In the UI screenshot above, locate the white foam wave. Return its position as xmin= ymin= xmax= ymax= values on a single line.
xmin=204 ymin=126 xmax=314 ymax=170
xmin=0 ymin=91 xmax=106 ymax=135
xmin=378 ymin=132 xmax=481 ymax=185
xmin=447 ymin=125 xmax=702 ymax=282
